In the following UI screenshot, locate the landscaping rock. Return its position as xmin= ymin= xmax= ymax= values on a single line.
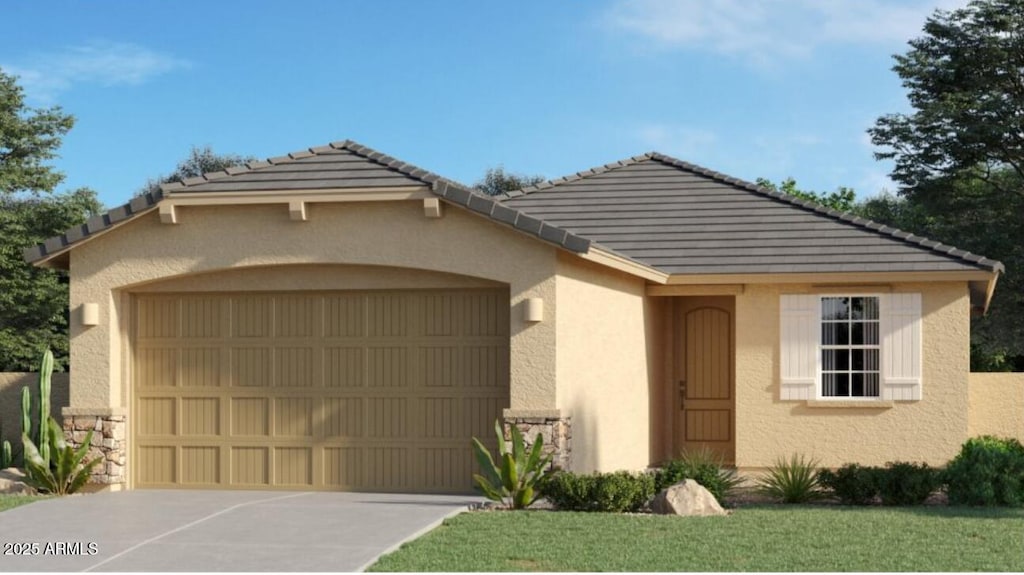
xmin=651 ymin=479 xmax=727 ymax=517
xmin=0 ymin=468 xmax=36 ymax=495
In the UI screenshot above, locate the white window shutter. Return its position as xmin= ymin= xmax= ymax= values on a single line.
xmin=882 ymin=293 xmax=922 ymax=400
xmin=780 ymin=294 xmax=818 ymax=400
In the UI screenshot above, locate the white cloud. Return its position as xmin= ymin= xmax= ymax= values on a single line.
xmin=4 ymin=42 xmax=190 ymax=102
xmin=603 ymin=0 xmax=970 ymax=64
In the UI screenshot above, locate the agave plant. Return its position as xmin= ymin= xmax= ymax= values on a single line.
xmin=756 ymin=454 xmax=825 ymax=503
xmin=471 ymin=419 xmax=552 ymax=509
xmin=22 ymin=417 xmax=102 ymax=495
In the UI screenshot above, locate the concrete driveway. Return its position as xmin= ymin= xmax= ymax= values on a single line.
xmin=0 ymin=490 xmax=479 ymax=572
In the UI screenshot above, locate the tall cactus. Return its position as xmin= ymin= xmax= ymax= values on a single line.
xmin=21 ymin=387 xmax=31 ymax=443
xmin=37 ymin=350 xmax=53 ymax=468
xmin=0 ymin=440 xmax=10 ymax=469
xmin=20 ymin=349 xmax=56 ymax=469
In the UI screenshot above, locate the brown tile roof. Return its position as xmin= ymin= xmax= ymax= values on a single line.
xmin=501 ymin=153 xmax=1004 ymax=275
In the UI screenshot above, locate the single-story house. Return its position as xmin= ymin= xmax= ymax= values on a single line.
xmin=25 ymin=140 xmax=1018 ymax=493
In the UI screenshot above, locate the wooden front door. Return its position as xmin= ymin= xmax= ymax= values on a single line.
xmin=674 ymin=297 xmax=735 ymax=464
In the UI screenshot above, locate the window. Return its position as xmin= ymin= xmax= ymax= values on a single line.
xmin=820 ymin=296 xmax=880 ymax=398
xmin=780 ymin=292 xmax=921 ymax=402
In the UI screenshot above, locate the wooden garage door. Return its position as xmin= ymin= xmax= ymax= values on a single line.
xmin=132 ymin=289 xmax=509 ymax=492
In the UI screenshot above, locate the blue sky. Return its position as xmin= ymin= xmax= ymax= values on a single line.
xmin=3 ymin=0 xmax=966 ymax=209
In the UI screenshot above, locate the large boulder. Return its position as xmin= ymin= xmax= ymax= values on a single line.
xmin=0 ymin=468 xmax=36 ymax=495
xmin=651 ymin=479 xmax=727 ymax=517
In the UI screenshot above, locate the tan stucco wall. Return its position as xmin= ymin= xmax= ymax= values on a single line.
xmin=68 ymin=201 xmax=558 ymax=412
xmin=554 ymin=253 xmax=662 ymax=473
xmin=968 ymin=372 xmax=1024 ymax=442
xmin=0 ymin=372 xmax=70 ymax=444
xmin=735 ymin=282 xmax=971 ymax=469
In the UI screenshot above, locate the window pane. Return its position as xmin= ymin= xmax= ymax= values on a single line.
xmin=823 ymin=373 xmax=837 ymax=396
xmin=861 ymin=321 xmax=879 ymax=345
xmin=822 ymin=322 xmax=849 ymax=346
xmin=865 ymin=349 xmax=879 ymax=371
xmin=823 ymin=373 xmax=851 ymax=397
xmin=823 ymin=349 xmax=850 ymax=371
xmin=822 ymin=297 xmax=850 ymax=321
xmin=863 ymin=297 xmax=879 ymax=320
xmin=852 ymin=373 xmax=865 ymax=396
xmin=851 ymin=297 xmax=880 ymax=320
xmin=830 ymin=373 xmax=849 ymax=397
xmin=865 ymin=373 xmax=880 ymax=397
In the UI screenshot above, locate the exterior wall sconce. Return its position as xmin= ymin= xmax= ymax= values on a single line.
xmin=81 ymin=303 xmax=100 ymax=327
xmin=524 ymin=298 xmax=544 ymax=322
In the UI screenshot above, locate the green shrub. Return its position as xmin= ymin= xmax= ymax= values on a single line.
xmin=817 ymin=463 xmax=880 ymax=505
xmin=756 ymin=454 xmax=825 ymax=503
xmin=875 ymin=461 xmax=940 ymax=505
xmin=945 ymin=436 xmax=1024 ymax=507
xmin=654 ymin=447 xmax=743 ymax=503
xmin=471 ymin=420 xmax=552 ymax=509
xmin=22 ymin=417 xmax=101 ymax=495
xmin=541 ymin=470 xmax=655 ymax=513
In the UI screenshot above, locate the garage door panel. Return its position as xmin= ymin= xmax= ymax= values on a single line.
xmin=139 ymin=446 xmax=176 ymax=484
xmin=233 ymin=296 xmax=273 ymax=338
xmin=181 ymin=398 xmax=219 ymax=435
xmin=366 ymin=447 xmax=408 ymax=489
xmin=275 ymin=347 xmax=315 ymax=387
xmin=324 ymin=347 xmax=364 ymax=387
xmin=367 ymin=347 xmax=408 ymax=388
xmin=274 ymin=447 xmax=312 ymax=486
xmin=274 ymin=398 xmax=313 ymax=437
xmin=137 ymin=348 xmax=178 ymax=387
xmin=139 ymin=398 xmax=175 ymax=435
xmin=463 ymin=345 xmax=507 ymax=387
xmin=232 ymin=348 xmax=271 ymax=387
xmin=181 ymin=348 xmax=220 ymax=387
xmin=367 ymin=294 xmax=410 ymax=338
xmin=365 ymin=397 xmax=408 ymax=438
xmin=463 ymin=292 xmax=507 ymax=336
xmin=138 ymin=297 xmax=180 ymax=339
xmin=182 ymin=297 xmax=223 ymax=338
xmin=323 ymin=447 xmax=362 ymax=488
xmin=181 ymin=446 xmax=219 ymax=484
xmin=230 ymin=398 xmax=269 ymax=436
xmin=422 ymin=397 xmax=459 ymax=438
xmin=423 ymin=294 xmax=456 ymax=336
xmin=135 ymin=289 xmax=509 ymax=492
xmin=324 ymin=295 xmax=365 ymax=337
xmin=323 ymin=398 xmax=363 ymax=438
xmin=231 ymin=446 xmax=269 ymax=485
xmin=276 ymin=296 xmax=317 ymax=338
xmin=422 ymin=346 xmax=457 ymax=387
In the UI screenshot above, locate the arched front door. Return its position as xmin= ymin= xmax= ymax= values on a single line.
xmin=674 ymin=297 xmax=735 ymax=464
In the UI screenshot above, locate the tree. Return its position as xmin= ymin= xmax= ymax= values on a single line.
xmin=869 ymin=0 xmax=1024 ymax=195
xmin=0 ymin=70 xmax=75 ymax=196
xmin=473 ymin=167 xmax=545 ymax=196
xmin=0 ymin=188 xmax=101 ymax=371
xmin=868 ymin=0 xmax=1024 ymax=370
xmin=139 ymin=146 xmax=256 ymax=196
xmin=0 ymin=67 xmax=92 ymax=371
xmin=755 ymin=177 xmax=858 ymax=213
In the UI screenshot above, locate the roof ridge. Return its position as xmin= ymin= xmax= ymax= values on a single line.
xmin=160 ymin=139 xmax=451 ymax=193
xmin=500 ymin=153 xmax=654 ymax=199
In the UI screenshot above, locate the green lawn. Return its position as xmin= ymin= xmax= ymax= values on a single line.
xmin=369 ymin=506 xmax=1024 ymax=572
xmin=0 ymin=494 xmax=44 ymax=512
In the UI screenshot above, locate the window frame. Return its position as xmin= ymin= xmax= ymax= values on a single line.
xmin=815 ymin=293 xmax=884 ymax=401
